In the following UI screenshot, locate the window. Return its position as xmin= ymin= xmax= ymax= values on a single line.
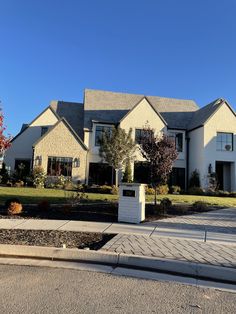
xmin=169 ymin=132 xmax=183 ymax=152
xmin=135 ymin=129 xmax=145 ymax=144
xmin=216 ymin=132 xmax=233 ymax=151
xmin=95 ymin=125 xmax=112 ymax=146
xmin=47 ymin=157 xmax=72 ymax=176
xmin=41 ymin=126 xmax=48 ymax=136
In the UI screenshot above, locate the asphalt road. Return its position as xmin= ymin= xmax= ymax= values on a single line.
xmin=0 ymin=264 xmax=235 ymax=314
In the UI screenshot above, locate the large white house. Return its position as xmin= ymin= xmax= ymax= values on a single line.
xmin=4 ymin=89 xmax=236 ymax=191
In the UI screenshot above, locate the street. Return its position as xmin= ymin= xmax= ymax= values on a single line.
xmin=0 ymin=264 xmax=235 ymax=313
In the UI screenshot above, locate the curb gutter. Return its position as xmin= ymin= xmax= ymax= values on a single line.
xmin=0 ymin=244 xmax=235 ymax=284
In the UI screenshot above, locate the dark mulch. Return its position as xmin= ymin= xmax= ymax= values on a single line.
xmin=0 ymin=203 xmax=118 ymax=222
xmin=0 ymin=229 xmax=114 ymax=250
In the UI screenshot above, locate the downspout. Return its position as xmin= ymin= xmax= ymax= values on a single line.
xmin=186 ymin=135 xmax=190 ymax=191
xmin=31 ymin=147 xmax=35 ymax=170
xmin=85 ymin=149 xmax=89 ymax=185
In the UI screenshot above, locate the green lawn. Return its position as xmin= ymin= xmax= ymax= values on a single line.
xmin=0 ymin=187 xmax=117 ymax=205
xmin=0 ymin=186 xmax=236 ymax=207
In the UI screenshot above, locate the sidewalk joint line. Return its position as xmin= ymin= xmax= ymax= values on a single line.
xmin=149 ymin=225 xmax=158 ymax=237
xmin=102 ymin=223 xmax=113 ymax=234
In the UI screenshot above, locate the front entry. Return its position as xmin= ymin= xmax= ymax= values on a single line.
xmin=215 ymin=161 xmax=232 ymax=191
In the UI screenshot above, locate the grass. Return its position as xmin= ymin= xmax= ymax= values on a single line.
xmin=0 ymin=187 xmax=117 ymax=205
xmin=0 ymin=186 xmax=236 ymax=207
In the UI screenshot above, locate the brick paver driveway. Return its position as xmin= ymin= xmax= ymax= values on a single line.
xmin=147 ymin=207 xmax=236 ymax=234
xmin=102 ymin=207 xmax=236 ymax=268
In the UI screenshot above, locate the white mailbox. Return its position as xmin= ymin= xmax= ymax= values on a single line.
xmin=118 ymin=183 xmax=145 ymax=224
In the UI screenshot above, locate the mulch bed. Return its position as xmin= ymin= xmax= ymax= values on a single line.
xmin=0 ymin=229 xmax=114 ymax=250
xmin=0 ymin=203 xmax=118 ymax=222
xmin=0 ymin=202 xmax=221 ymax=223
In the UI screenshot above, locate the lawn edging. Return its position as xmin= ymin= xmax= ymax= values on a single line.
xmin=0 ymin=244 xmax=235 ymax=284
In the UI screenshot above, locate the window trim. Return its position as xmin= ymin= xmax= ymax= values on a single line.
xmin=168 ymin=131 xmax=184 ymax=153
xmin=94 ymin=124 xmax=113 ymax=147
xmin=216 ymin=132 xmax=233 ymax=152
xmin=47 ymin=156 xmax=73 ymax=177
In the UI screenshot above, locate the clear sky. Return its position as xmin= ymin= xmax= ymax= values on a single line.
xmin=0 ymin=0 xmax=235 ymax=135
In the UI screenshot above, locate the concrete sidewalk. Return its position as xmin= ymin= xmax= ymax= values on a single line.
xmin=1 ymin=217 xmax=236 ymax=244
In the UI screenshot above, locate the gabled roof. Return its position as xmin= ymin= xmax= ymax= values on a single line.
xmin=119 ymin=97 xmax=167 ymax=125
xmin=11 ymin=106 xmax=60 ymax=143
xmin=84 ymin=89 xmax=199 ymax=129
xmin=33 ymin=117 xmax=88 ymax=151
xmin=50 ymin=100 xmax=84 ymax=140
xmin=187 ymin=98 xmax=236 ymax=131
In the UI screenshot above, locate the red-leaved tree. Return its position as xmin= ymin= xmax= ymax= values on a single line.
xmin=0 ymin=108 xmax=11 ymax=156
xmin=139 ymin=127 xmax=178 ymax=205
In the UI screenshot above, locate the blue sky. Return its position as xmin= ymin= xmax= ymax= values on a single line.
xmin=0 ymin=0 xmax=235 ymax=135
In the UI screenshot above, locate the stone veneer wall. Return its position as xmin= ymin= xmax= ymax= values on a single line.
xmin=34 ymin=121 xmax=87 ymax=183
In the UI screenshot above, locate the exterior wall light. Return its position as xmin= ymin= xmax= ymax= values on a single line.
xmin=35 ymin=156 xmax=42 ymax=166
xmin=208 ymin=163 xmax=212 ymax=174
xmin=73 ymin=158 xmax=80 ymax=167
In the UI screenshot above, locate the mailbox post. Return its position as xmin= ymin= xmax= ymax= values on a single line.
xmin=118 ymin=183 xmax=145 ymax=224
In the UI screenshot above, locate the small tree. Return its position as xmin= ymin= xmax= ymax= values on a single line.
xmin=189 ymin=169 xmax=200 ymax=188
xmin=0 ymin=107 xmax=11 ymax=158
xmin=122 ymin=159 xmax=132 ymax=183
xmin=99 ymin=127 xmax=136 ymax=186
xmin=139 ymin=127 xmax=178 ymax=205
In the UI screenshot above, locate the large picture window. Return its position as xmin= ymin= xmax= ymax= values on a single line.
xmin=47 ymin=157 xmax=72 ymax=176
xmin=95 ymin=125 xmax=112 ymax=146
xmin=169 ymin=132 xmax=183 ymax=152
xmin=216 ymin=132 xmax=233 ymax=151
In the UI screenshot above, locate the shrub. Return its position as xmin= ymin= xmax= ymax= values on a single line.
xmin=32 ymin=166 xmax=46 ymax=188
xmin=111 ymin=185 xmax=118 ymax=195
xmin=192 ymin=201 xmax=208 ymax=212
xmin=14 ymin=180 xmax=24 ymax=187
xmin=218 ymin=190 xmax=230 ymax=197
xmin=230 ymin=192 xmax=236 ymax=198
xmin=189 ymin=169 xmax=200 ymax=188
xmin=156 ymin=184 xmax=169 ymax=195
xmin=170 ymin=185 xmax=181 ymax=194
xmin=65 ymin=191 xmax=88 ymax=207
xmin=188 ymin=186 xmax=204 ymax=195
xmin=37 ymin=200 xmax=51 ymax=211
xmin=160 ymin=197 xmax=172 ymax=214
xmin=145 ymin=186 xmax=155 ymax=195
xmin=55 ymin=175 xmax=67 ymax=188
xmin=7 ymin=202 xmax=23 ymax=215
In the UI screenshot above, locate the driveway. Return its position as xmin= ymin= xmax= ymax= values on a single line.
xmin=147 ymin=207 xmax=236 ymax=234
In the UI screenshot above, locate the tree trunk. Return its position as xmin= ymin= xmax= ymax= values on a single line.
xmin=111 ymin=167 xmax=114 ymax=186
xmin=115 ymin=169 xmax=119 ymax=187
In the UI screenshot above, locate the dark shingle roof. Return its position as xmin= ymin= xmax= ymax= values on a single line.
xmin=50 ymin=101 xmax=84 ymax=139
xmin=187 ymin=98 xmax=227 ymax=130
xmin=84 ymin=89 xmax=199 ymax=129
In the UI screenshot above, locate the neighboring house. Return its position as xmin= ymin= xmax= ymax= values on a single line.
xmin=4 ymin=89 xmax=236 ymax=191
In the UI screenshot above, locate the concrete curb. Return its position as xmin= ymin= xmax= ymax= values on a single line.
xmin=0 ymin=244 xmax=235 ymax=284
